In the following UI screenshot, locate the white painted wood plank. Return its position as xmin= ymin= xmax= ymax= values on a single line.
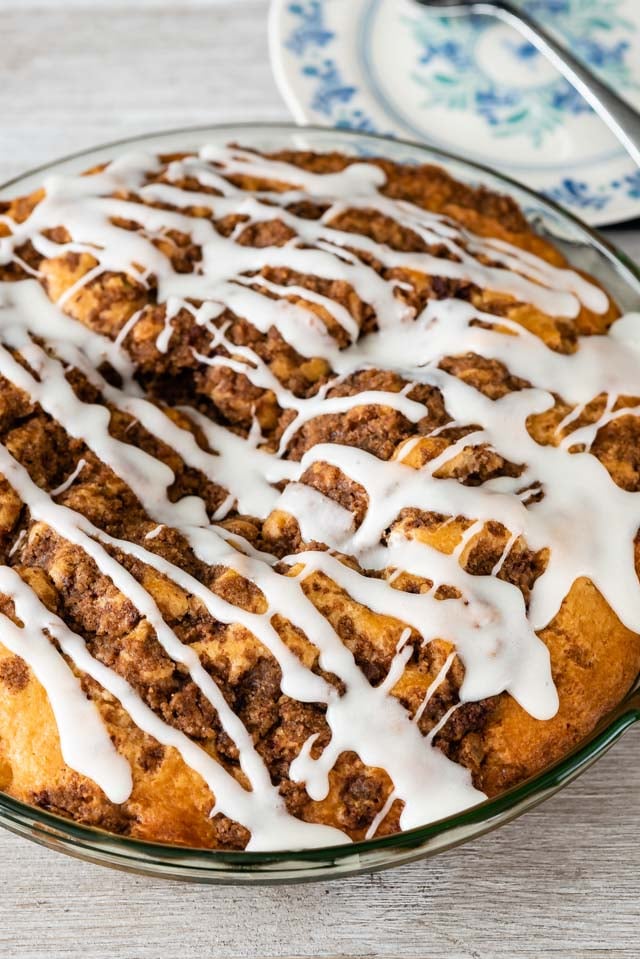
xmin=0 ymin=0 xmax=286 ymax=185
xmin=0 ymin=3 xmax=638 ymax=957
xmin=0 ymin=741 xmax=639 ymax=959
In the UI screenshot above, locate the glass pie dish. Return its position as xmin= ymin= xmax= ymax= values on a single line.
xmin=0 ymin=123 xmax=639 ymax=884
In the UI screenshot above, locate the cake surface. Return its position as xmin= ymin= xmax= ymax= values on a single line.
xmin=0 ymin=143 xmax=638 ymax=850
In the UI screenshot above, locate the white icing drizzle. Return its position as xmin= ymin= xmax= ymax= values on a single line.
xmin=8 ymin=529 xmax=26 ymax=558
xmin=144 ymin=524 xmax=164 ymax=540
xmin=0 ymin=143 xmax=635 ymax=849
xmin=50 ymin=458 xmax=87 ymax=497
xmin=365 ymin=789 xmax=397 ymax=841
xmin=414 ymin=652 xmax=457 ymax=726
xmin=0 ymin=566 xmax=132 ymax=804
xmin=0 ymin=443 xmax=347 ymax=851
xmin=114 ymin=308 xmax=144 ymax=349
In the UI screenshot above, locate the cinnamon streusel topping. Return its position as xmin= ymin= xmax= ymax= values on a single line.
xmin=0 ymin=145 xmax=638 ymax=849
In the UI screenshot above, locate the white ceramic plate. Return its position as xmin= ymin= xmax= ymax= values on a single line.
xmin=269 ymin=0 xmax=640 ymax=226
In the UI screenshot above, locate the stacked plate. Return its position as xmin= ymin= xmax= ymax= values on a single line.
xmin=270 ymin=0 xmax=640 ymax=225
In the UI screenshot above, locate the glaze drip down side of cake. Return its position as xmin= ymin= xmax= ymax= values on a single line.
xmin=0 ymin=145 xmax=638 ymax=850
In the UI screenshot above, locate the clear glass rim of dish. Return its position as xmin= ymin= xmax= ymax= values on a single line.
xmin=1 ymin=122 xmax=639 ymax=884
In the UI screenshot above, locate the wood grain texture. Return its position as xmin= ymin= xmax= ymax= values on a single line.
xmin=0 ymin=3 xmax=638 ymax=957
xmin=1 ymin=745 xmax=639 ymax=959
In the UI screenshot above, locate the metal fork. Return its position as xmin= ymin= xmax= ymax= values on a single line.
xmin=413 ymin=0 xmax=640 ymax=167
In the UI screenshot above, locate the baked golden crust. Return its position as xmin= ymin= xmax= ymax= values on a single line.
xmin=0 ymin=145 xmax=638 ymax=849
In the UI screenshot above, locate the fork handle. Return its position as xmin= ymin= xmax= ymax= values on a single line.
xmin=469 ymin=0 xmax=640 ymax=167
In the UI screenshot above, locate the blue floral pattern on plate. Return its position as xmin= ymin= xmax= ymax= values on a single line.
xmin=405 ymin=0 xmax=636 ymax=147
xmin=270 ymin=0 xmax=640 ymax=225
xmin=283 ymin=3 xmax=382 ymax=131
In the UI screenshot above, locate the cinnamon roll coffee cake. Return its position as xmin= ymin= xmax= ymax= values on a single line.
xmin=0 ymin=142 xmax=639 ymax=852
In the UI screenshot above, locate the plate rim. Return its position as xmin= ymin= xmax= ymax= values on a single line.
xmin=268 ymin=0 xmax=640 ymax=227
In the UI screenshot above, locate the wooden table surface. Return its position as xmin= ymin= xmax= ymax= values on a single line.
xmin=0 ymin=3 xmax=639 ymax=957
